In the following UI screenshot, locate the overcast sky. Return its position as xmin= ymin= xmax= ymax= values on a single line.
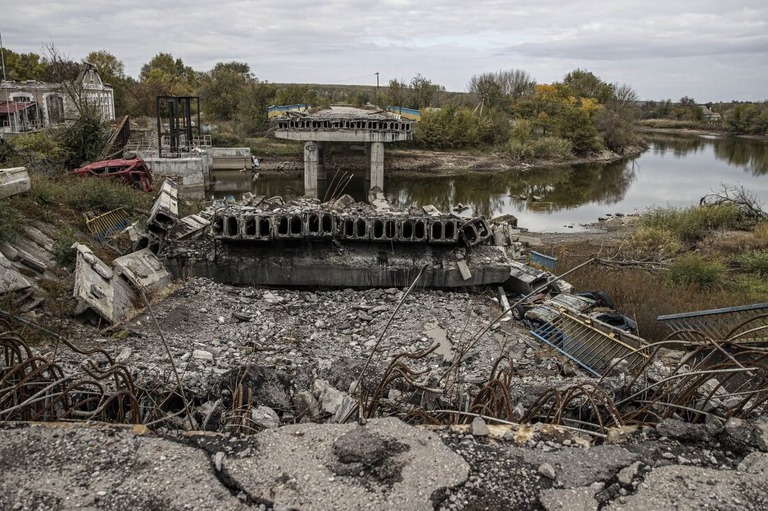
xmin=3 ymin=0 xmax=767 ymax=102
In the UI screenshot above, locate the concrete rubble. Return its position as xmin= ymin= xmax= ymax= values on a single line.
xmin=0 ymin=167 xmax=30 ymax=198
xmin=4 ymin=176 xmax=768 ymax=509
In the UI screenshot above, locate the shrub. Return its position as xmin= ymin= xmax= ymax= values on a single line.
xmin=51 ymin=227 xmax=79 ymax=270
xmin=733 ymin=249 xmax=768 ymax=277
xmin=640 ymin=204 xmax=743 ymax=244
xmin=0 ymin=198 xmax=21 ymax=243
xmin=28 ymin=173 xmax=153 ymax=214
xmin=627 ymin=227 xmax=683 ymax=259
xmin=667 ymin=254 xmax=726 ymax=288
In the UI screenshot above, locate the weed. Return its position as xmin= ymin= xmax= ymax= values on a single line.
xmin=28 ymin=173 xmax=153 ymax=214
xmin=640 ymin=204 xmax=743 ymax=244
xmin=0 ymin=198 xmax=21 ymax=243
xmin=667 ymin=253 xmax=726 ymax=288
xmin=733 ymin=249 xmax=768 ymax=277
xmin=51 ymin=227 xmax=79 ymax=270
xmin=627 ymin=227 xmax=683 ymax=259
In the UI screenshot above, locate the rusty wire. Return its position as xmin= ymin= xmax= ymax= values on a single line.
xmin=0 ymin=319 xmax=139 ymax=423
xmin=362 ymin=343 xmax=440 ymax=419
xmin=465 ymin=355 xmax=519 ymax=423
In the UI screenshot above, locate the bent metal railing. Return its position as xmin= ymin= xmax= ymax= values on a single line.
xmin=658 ymin=302 xmax=768 ymax=344
xmin=531 ymin=311 xmax=647 ymax=378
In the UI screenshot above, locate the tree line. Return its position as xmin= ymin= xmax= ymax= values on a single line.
xmin=3 ymin=46 xmax=765 ymax=161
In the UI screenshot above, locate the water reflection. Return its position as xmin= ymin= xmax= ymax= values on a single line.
xmin=207 ymin=133 xmax=768 ymax=232
xmin=712 ymin=137 xmax=768 ymax=176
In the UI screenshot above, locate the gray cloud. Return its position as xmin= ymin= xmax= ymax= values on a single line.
xmin=5 ymin=0 xmax=767 ymax=101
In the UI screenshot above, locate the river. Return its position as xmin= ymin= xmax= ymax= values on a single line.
xmin=209 ymin=133 xmax=768 ymax=233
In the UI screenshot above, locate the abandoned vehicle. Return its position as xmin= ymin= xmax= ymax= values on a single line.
xmin=72 ymin=157 xmax=153 ymax=192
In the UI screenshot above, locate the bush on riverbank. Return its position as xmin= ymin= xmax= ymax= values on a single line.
xmin=557 ymin=206 xmax=768 ymax=341
xmin=639 ymin=204 xmax=743 ymax=244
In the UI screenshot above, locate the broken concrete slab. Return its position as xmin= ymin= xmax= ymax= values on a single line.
xmin=72 ymin=243 xmax=175 ymax=324
xmin=169 ymin=214 xmax=210 ymax=241
xmin=0 ymin=252 xmax=31 ymax=294
xmin=113 ymin=248 xmax=174 ymax=297
xmin=0 ymin=167 xmax=30 ymax=198
xmin=516 ymin=445 xmax=640 ymax=489
xmin=146 ymin=178 xmax=179 ymax=236
xmin=603 ymin=464 xmax=768 ymax=510
xmin=0 ymin=424 xmax=248 ymax=510
xmin=72 ymin=243 xmax=137 ymax=323
xmin=226 ymin=418 xmax=469 ymax=511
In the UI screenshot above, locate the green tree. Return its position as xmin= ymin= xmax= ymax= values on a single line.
xmin=385 ymin=79 xmax=408 ymax=108
xmin=199 ymin=61 xmax=252 ymax=120
xmin=131 ymin=53 xmax=196 ymax=115
xmin=234 ymin=80 xmax=276 ymax=136
xmin=1 ymin=48 xmax=46 ymax=81
xmin=274 ymin=85 xmax=317 ymax=107
xmin=562 ymin=69 xmax=613 ymax=103
xmin=408 ymin=74 xmax=444 ymax=109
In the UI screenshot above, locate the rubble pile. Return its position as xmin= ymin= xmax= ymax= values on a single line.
xmin=3 ymin=177 xmax=768 ymax=509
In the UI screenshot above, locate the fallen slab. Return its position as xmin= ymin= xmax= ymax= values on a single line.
xmin=226 ymin=417 xmax=469 ymax=511
xmin=0 ymin=423 xmax=248 ymax=510
xmin=0 ymin=167 xmax=30 ymax=198
xmin=604 ymin=463 xmax=768 ymax=510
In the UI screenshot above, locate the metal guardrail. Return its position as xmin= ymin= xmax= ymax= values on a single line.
xmin=85 ymin=208 xmax=130 ymax=242
xmin=532 ymin=311 xmax=647 ymax=378
xmin=657 ymin=302 xmax=768 ymax=343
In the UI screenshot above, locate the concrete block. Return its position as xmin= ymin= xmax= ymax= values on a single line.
xmin=0 ymin=252 xmax=32 ymax=294
xmin=113 ymin=248 xmax=173 ymax=296
xmin=457 ymin=260 xmax=472 ymax=280
xmin=170 ymin=214 xmax=210 ymax=241
xmin=0 ymin=167 xmax=31 ymax=198
xmin=147 ymin=178 xmax=179 ymax=236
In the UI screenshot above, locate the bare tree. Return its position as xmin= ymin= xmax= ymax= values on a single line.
xmin=700 ymin=184 xmax=767 ymax=220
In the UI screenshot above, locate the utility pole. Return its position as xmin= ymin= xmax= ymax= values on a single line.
xmin=375 ymin=72 xmax=379 ymax=107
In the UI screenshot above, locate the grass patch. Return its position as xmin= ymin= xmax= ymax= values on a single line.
xmin=627 ymin=227 xmax=683 ymax=259
xmin=0 ymin=197 xmax=21 ymax=243
xmin=667 ymin=254 xmax=726 ymax=288
xmin=249 ymin=136 xmax=303 ymax=157
xmin=27 ymin=173 xmax=154 ymax=215
xmin=733 ymin=249 xmax=768 ymax=277
xmin=51 ymin=227 xmax=79 ymax=270
xmin=640 ymin=204 xmax=743 ymax=244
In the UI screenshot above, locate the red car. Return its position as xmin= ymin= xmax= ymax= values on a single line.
xmin=73 ymin=158 xmax=153 ymax=192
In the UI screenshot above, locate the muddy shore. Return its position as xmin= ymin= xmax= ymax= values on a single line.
xmin=258 ymin=145 xmax=646 ymax=178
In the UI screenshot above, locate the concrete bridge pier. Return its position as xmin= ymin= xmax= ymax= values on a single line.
xmin=303 ymin=141 xmax=319 ymax=198
xmin=368 ymin=141 xmax=385 ymax=191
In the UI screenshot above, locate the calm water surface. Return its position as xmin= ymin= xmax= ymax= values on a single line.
xmin=210 ymin=133 xmax=768 ymax=233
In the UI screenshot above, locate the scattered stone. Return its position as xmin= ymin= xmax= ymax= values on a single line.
xmin=538 ymin=462 xmax=557 ymax=480
xmin=617 ymin=461 xmax=642 ymax=486
xmin=192 ymin=349 xmax=214 ymax=362
xmin=251 ymin=406 xmax=280 ymax=429
xmin=471 ymin=416 xmax=489 ymax=437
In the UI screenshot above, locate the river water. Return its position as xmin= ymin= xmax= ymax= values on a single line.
xmin=209 ymin=133 xmax=768 ymax=233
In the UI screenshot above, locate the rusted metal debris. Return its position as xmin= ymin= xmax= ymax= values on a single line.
xmin=0 ymin=318 xmax=139 ymax=423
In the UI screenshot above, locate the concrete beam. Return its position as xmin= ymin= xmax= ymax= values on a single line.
xmin=304 ymin=141 xmax=319 ymax=198
xmin=369 ymin=142 xmax=384 ymax=191
xmin=276 ymin=130 xmax=411 ymax=143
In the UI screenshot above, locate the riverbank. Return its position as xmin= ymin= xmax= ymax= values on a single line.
xmin=258 ymin=144 xmax=646 ymax=178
